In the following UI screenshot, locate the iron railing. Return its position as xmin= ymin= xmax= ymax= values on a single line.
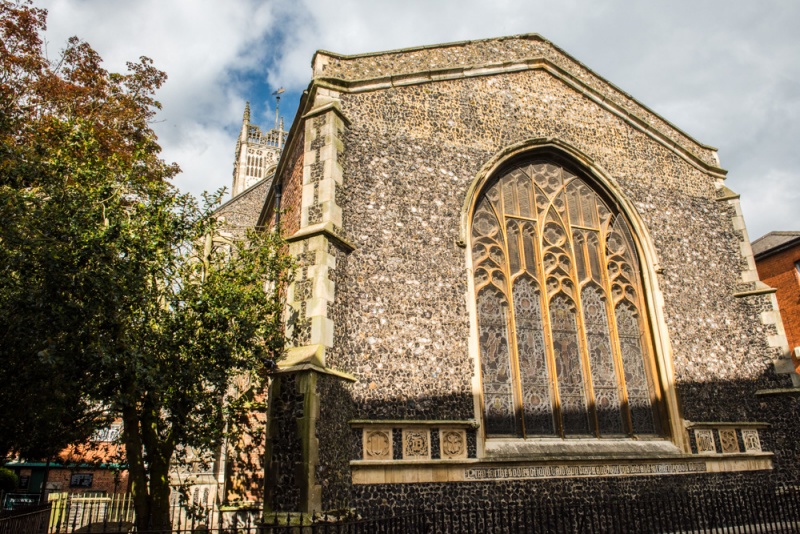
xmin=17 ymin=482 xmax=800 ymax=533
xmin=0 ymin=503 xmax=51 ymax=534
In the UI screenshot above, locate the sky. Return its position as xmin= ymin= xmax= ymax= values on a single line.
xmin=36 ymin=0 xmax=800 ymax=241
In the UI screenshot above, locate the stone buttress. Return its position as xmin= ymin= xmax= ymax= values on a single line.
xmin=262 ymin=88 xmax=356 ymax=516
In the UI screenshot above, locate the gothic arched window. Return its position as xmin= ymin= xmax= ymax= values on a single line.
xmin=472 ymin=159 xmax=663 ymax=438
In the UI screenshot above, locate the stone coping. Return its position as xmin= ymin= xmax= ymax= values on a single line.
xmin=350 ymin=419 xmax=478 ymax=428
xmin=286 ymin=222 xmax=356 ymax=253
xmin=313 ymin=33 xmax=719 ymax=153
xmin=350 ymin=454 xmax=773 ymax=484
xmin=685 ymin=421 xmax=769 ymax=429
xmin=485 ymin=437 xmax=682 ymax=459
xmin=311 ymin=59 xmax=725 ymax=180
xmin=755 ymin=388 xmax=800 ymax=397
xmin=311 ymin=33 xmax=721 ymax=169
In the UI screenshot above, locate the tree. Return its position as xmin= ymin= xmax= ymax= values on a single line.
xmin=0 ymin=1 xmax=292 ymax=529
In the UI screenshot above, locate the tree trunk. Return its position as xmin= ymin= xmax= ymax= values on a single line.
xmin=147 ymin=457 xmax=172 ymax=531
xmin=121 ymin=405 xmax=151 ymax=531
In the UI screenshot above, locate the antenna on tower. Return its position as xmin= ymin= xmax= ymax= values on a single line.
xmin=272 ymin=88 xmax=285 ymax=130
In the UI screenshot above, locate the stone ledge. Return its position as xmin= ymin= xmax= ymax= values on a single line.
xmin=685 ymin=421 xmax=769 ymax=429
xmin=350 ymin=454 xmax=773 ymax=484
xmin=755 ymin=388 xmax=800 ymax=398
xmin=733 ymin=281 xmax=777 ymax=298
xmin=301 ymin=100 xmax=352 ymax=127
xmin=350 ymin=419 xmax=479 ymax=428
xmin=286 ymin=222 xmax=356 ymax=253
xmin=485 ymin=437 xmax=682 ymax=460
xmin=275 ymin=345 xmax=356 ymax=382
xmin=715 ymin=185 xmax=741 ymax=201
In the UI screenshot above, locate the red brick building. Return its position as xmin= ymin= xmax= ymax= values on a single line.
xmin=753 ymin=231 xmax=800 ymax=370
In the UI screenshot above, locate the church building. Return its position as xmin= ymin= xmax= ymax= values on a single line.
xmin=251 ymin=34 xmax=800 ymax=518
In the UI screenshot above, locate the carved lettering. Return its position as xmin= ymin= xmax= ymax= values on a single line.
xmin=463 ymin=462 xmax=706 ymax=480
xmin=742 ymin=430 xmax=762 ymax=453
xmin=695 ymin=429 xmax=716 ymax=454
xmin=403 ymin=430 xmax=429 ymax=459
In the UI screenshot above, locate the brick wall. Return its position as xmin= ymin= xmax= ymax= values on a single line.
xmin=46 ymin=467 xmax=128 ymax=495
xmin=756 ymin=243 xmax=800 ymax=356
xmin=266 ymin=129 xmax=304 ymax=237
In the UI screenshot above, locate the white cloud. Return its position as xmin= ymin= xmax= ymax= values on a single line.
xmin=39 ymin=0 xmax=279 ymax=196
xmin=739 ymin=169 xmax=800 ymax=241
xmin=36 ymin=0 xmax=800 ymax=238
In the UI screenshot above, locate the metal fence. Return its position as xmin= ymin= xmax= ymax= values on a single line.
xmin=47 ymin=492 xmax=242 ymax=533
xmin=13 ymin=482 xmax=800 ymax=533
xmin=0 ymin=503 xmax=51 ymax=534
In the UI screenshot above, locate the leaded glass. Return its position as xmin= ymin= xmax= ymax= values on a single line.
xmin=514 ymin=277 xmax=554 ymax=435
xmin=616 ymin=302 xmax=655 ymax=434
xmin=472 ymin=159 xmax=663 ymax=440
xmin=550 ymin=294 xmax=591 ymax=435
xmin=582 ymin=285 xmax=624 ymax=434
xmin=477 ymin=287 xmax=516 ymax=435
xmin=607 ymin=217 xmax=657 ymax=434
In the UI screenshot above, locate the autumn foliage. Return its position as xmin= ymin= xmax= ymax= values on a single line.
xmin=0 ymin=1 xmax=292 ymax=529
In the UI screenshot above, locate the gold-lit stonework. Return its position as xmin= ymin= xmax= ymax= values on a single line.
xmin=364 ymin=430 xmax=392 ymax=460
xmin=402 ymin=430 xmax=430 ymax=460
xmin=695 ymin=430 xmax=716 ymax=454
xmin=742 ymin=430 xmax=762 ymax=453
xmin=719 ymin=429 xmax=739 ymax=454
xmin=440 ymin=430 xmax=467 ymax=459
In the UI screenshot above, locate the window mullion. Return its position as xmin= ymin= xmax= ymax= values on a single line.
xmin=561 ymin=192 xmax=600 ymax=438
xmin=534 ymin=193 xmax=564 ymax=438
xmin=597 ymin=222 xmax=634 ymax=436
xmin=490 ymin=198 xmax=526 ymax=438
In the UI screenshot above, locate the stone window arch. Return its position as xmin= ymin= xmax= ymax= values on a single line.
xmin=471 ymin=157 xmax=664 ymax=438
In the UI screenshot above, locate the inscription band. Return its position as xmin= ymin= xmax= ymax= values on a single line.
xmin=464 ymin=462 xmax=707 ymax=481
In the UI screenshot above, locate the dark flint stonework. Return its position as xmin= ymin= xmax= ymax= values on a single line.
xmin=351 ymin=428 xmax=362 ymax=461
xmin=392 ymin=429 xmax=403 ymax=460
xmin=430 ymin=429 xmax=440 ymax=460
xmin=466 ymin=429 xmax=477 ymax=459
xmin=315 ymin=374 xmax=354 ymax=511
xmin=267 ymin=374 xmax=304 ymax=511
xmin=352 ymin=472 xmax=774 ymax=519
xmin=736 ymin=429 xmax=746 ymax=453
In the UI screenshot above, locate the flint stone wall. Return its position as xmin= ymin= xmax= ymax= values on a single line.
xmin=263 ymin=36 xmax=800 ymax=515
xmin=327 ymin=69 xmax=791 ymax=425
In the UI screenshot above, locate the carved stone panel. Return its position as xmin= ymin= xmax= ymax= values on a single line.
xmin=363 ymin=429 xmax=392 ymax=461
xmin=440 ymin=429 xmax=468 ymax=459
xmin=718 ymin=429 xmax=739 ymax=454
xmin=742 ymin=429 xmax=762 ymax=453
xmin=402 ymin=429 xmax=430 ymax=460
xmin=695 ymin=429 xmax=716 ymax=454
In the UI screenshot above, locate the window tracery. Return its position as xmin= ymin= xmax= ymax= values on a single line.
xmin=472 ymin=160 xmax=662 ymax=438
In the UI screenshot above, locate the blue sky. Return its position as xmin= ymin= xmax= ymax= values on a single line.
xmin=37 ymin=0 xmax=800 ymax=241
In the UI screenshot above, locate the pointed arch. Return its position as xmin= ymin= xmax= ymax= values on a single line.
xmin=467 ymin=143 xmax=675 ymax=442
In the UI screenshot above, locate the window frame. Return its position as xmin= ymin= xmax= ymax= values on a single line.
xmin=465 ymin=148 xmax=675 ymax=449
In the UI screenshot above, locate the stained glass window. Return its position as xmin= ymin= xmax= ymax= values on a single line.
xmin=472 ymin=159 xmax=662 ymax=438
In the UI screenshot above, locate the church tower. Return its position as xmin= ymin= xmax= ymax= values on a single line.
xmin=231 ymin=101 xmax=287 ymax=198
